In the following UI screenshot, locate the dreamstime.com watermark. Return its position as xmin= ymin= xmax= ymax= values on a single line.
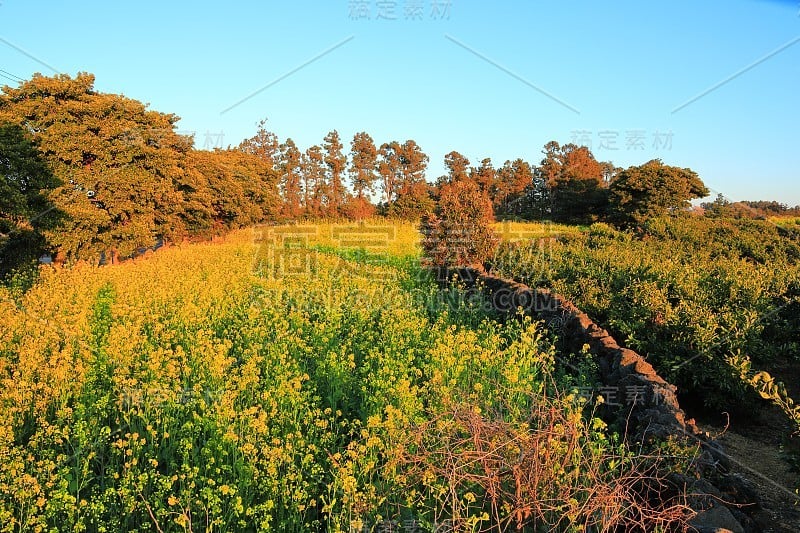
xmin=250 ymin=282 xmax=563 ymax=319
xmin=347 ymin=0 xmax=453 ymax=21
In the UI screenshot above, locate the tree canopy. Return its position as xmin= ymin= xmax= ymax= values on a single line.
xmin=608 ymin=159 xmax=709 ymax=227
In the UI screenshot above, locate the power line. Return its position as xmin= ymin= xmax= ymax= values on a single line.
xmin=0 ymin=68 xmax=24 ymax=81
xmin=0 ymin=72 xmax=20 ymax=84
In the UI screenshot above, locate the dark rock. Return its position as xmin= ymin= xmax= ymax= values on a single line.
xmin=716 ymin=474 xmax=760 ymax=506
xmin=689 ymin=504 xmax=745 ymax=533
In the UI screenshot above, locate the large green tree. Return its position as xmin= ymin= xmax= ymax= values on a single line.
xmin=0 ymin=73 xmax=197 ymax=261
xmin=608 ymin=159 xmax=709 ymax=227
xmin=0 ymin=122 xmax=60 ymax=275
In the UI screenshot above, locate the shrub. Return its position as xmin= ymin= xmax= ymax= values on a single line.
xmin=420 ymin=179 xmax=498 ymax=270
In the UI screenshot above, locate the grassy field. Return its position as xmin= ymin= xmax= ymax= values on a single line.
xmin=0 ymin=223 xmax=692 ymax=532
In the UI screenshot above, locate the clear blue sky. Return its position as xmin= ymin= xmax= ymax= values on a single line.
xmin=1 ymin=0 xmax=798 ymax=205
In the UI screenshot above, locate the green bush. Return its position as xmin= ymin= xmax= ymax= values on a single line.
xmin=493 ymin=217 xmax=800 ymax=414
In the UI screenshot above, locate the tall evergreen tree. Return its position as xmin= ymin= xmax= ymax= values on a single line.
xmin=279 ymin=138 xmax=303 ymax=219
xmin=302 ymin=145 xmax=327 ymax=218
xmin=348 ymin=131 xmax=378 ymax=199
xmin=238 ymin=118 xmax=279 ymax=171
xmin=495 ymin=158 xmax=533 ymax=216
xmin=323 ymin=130 xmax=348 ymax=216
xmin=534 ymin=141 xmax=608 ymax=224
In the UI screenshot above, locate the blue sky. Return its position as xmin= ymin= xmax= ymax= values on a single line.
xmin=1 ymin=0 xmax=798 ymax=205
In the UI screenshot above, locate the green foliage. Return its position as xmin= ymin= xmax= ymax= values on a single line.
xmin=493 ymin=217 xmax=800 ymax=414
xmin=0 ymin=74 xmax=283 ymax=263
xmin=608 ymin=159 xmax=708 ymax=227
xmin=0 ymin=233 xmax=692 ymax=531
xmin=0 ymin=122 xmax=60 ymax=278
xmin=0 ymin=73 xmax=193 ymax=259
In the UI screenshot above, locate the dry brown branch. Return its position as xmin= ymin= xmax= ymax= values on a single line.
xmin=387 ymin=399 xmax=694 ymax=532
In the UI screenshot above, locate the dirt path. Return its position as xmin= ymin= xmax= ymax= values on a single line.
xmin=699 ymin=407 xmax=800 ymax=531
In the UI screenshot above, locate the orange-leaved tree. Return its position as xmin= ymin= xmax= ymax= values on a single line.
xmin=421 ymin=174 xmax=498 ymax=271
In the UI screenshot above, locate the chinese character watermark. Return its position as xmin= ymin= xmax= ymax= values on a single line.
xmin=570 ymin=129 xmax=673 ymax=151
xmin=202 ymin=130 xmax=225 ymax=150
xmin=253 ymin=224 xmax=320 ymax=278
xmin=574 ymin=385 xmax=662 ymax=407
xmin=348 ymin=0 xmax=452 ymax=21
xmin=351 ymin=518 xmax=452 ymax=532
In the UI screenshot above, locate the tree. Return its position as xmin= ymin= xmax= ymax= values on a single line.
xmin=323 ymin=130 xmax=348 ymax=216
xmin=238 ymin=118 xmax=280 ymax=170
xmin=534 ymin=141 xmax=608 ymax=224
xmin=442 ymin=150 xmax=470 ymax=184
xmin=495 ymin=158 xmax=533 ymax=217
xmin=701 ymin=194 xmax=762 ymax=219
xmin=378 ymin=141 xmax=401 ymax=206
xmin=470 ymin=158 xmax=496 ymax=198
xmin=421 ymin=178 xmax=498 ymax=270
xmin=348 ymin=131 xmax=378 ymax=199
xmin=0 ymin=122 xmax=60 ymax=276
xmin=188 ymin=148 xmax=280 ymax=232
xmin=278 ymin=138 xmax=303 ymax=219
xmin=0 ymin=73 xmax=199 ymax=261
xmin=740 ymin=200 xmax=800 ymax=217
xmin=608 ymin=159 xmax=709 ymax=227
xmin=346 ymin=132 xmax=378 ymax=219
xmin=396 ymin=140 xmax=429 ymax=194
xmin=0 ymin=122 xmax=58 ymax=231
xmin=302 ymin=145 xmax=327 ymax=218
xmin=600 ymin=161 xmax=621 ymax=187
xmin=386 ymin=140 xmax=432 ymax=219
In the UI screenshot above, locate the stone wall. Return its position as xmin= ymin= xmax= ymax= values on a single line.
xmin=439 ymin=267 xmax=761 ymax=532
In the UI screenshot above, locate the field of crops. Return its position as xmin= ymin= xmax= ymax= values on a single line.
xmin=0 ymin=222 xmax=693 ymax=532
xmin=493 ymin=217 xmax=800 ymax=432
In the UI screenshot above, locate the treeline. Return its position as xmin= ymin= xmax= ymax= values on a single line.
xmin=701 ymin=195 xmax=800 ymax=219
xmin=0 ymin=74 xmax=439 ymax=271
xmin=0 ymin=72 xmax=722 ymax=273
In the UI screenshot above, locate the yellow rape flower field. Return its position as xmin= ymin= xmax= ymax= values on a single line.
xmin=0 ymin=221 xmax=689 ymax=532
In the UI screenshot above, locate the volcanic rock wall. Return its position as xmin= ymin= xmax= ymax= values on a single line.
xmin=439 ymin=268 xmax=760 ymax=532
